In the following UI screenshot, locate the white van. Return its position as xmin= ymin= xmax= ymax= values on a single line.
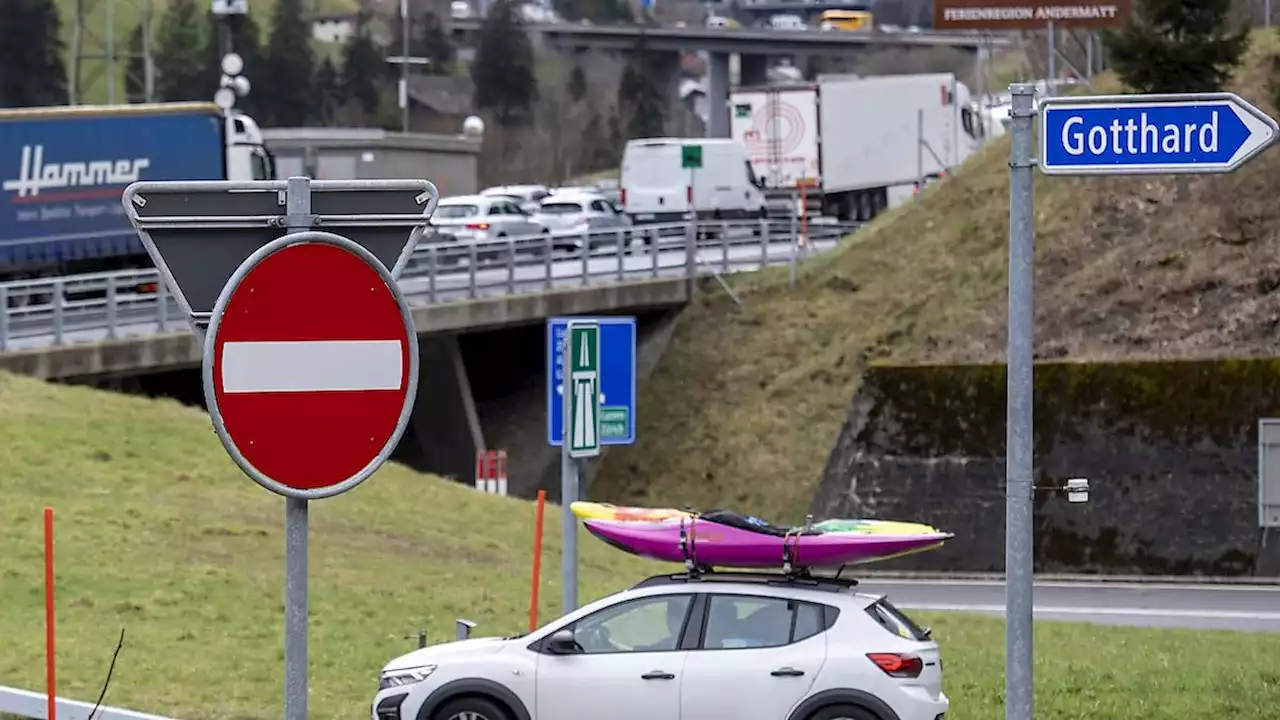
xmin=620 ymin=138 xmax=767 ymax=225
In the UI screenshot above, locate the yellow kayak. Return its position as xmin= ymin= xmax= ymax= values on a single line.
xmin=570 ymin=501 xmax=692 ymax=523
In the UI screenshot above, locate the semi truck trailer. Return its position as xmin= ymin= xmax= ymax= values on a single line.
xmin=729 ymin=73 xmax=990 ymax=221
xmin=1 ymin=102 xmax=273 ymax=288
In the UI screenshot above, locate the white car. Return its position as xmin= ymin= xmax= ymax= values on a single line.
xmin=428 ymin=194 xmax=547 ymax=261
xmin=372 ymin=570 xmax=948 ymax=720
xmin=480 ymin=184 xmax=552 ymax=214
xmin=531 ymin=192 xmax=635 ymax=251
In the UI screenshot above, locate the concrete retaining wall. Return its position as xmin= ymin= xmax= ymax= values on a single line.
xmin=810 ymin=359 xmax=1280 ymax=576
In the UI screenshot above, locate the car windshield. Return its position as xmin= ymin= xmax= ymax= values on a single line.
xmin=434 ymin=204 xmax=480 ymax=218
xmin=539 ymin=202 xmax=584 ymax=215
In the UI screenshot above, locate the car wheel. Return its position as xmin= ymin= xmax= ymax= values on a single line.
xmin=806 ymin=703 xmax=882 ymax=720
xmin=432 ymin=696 xmax=512 ymax=720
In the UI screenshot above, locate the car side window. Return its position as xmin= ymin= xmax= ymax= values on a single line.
xmin=487 ymin=204 xmax=503 ymax=216
xmin=568 ymin=594 xmax=694 ymax=654
xmin=590 ymin=200 xmax=609 ymax=213
xmin=701 ymin=595 xmax=830 ymax=650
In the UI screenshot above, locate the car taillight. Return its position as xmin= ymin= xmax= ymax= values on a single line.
xmin=620 ymin=189 xmax=626 ymax=207
xmin=867 ymin=653 xmax=923 ymax=678
xmin=686 ymin=186 xmax=693 ymax=203
xmin=465 ymin=223 xmax=490 ymax=230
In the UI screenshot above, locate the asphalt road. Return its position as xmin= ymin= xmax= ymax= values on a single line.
xmin=859 ymin=578 xmax=1280 ymax=633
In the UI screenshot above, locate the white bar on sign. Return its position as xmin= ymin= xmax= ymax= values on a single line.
xmin=497 ymin=478 xmax=508 ymax=496
xmin=221 ymin=340 xmax=403 ymax=394
xmin=485 ymin=479 xmax=498 ymax=494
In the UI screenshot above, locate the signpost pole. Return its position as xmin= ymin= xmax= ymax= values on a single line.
xmin=1005 ymin=83 xmax=1036 ymax=720
xmin=282 ymin=176 xmax=310 ymax=720
xmin=559 ymin=339 xmax=577 ymax=616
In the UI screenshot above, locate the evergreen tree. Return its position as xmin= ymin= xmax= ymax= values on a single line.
xmin=260 ymin=0 xmax=317 ymax=126
xmin=617 ymin=53 xmax=665 ymax=139
xmin=471 ymin=0 xmax=537 ymax=125
xmin=0 ymin=0 xmax=69 ymax=107
xmin=124 ymin=23 xmax=149 ymax=103
xmin=315 ymin=57 xmax=342 ymax=126
xmin=341 ymin=9 xmax=383 ymax=119
xmin=1102 ymin=0 xmax=1247 ymax=93
xmin=154 ymin=0 xmax=208 ymax=102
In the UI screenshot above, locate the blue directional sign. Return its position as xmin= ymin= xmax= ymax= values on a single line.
xmin=1039 ymin=93 xmax=1279 ymax=176
xmin=547 ymin=316 xmax=636 ymax=447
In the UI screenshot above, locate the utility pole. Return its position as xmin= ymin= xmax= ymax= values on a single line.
xmin=386 ymin=0 xmax=432 ymax=132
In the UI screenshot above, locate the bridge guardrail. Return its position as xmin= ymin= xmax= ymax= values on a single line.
xmin=0 ymin=218 xmax=859 ymax=351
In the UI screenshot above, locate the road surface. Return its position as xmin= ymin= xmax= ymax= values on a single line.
xmin=860 ymin=578 xmax=1280 ymax=633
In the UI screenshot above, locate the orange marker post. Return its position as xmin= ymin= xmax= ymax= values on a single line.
xmin=529 ymin=490 xmax=546 ymax=632
xmin=44 ymin=507 xmax=56 ymax=720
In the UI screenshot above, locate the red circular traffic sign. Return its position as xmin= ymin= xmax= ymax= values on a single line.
xmin=204 ymin=233 xmax=418 ymax=498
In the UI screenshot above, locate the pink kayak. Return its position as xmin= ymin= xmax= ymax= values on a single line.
xmin=582 ymin=515 xmax=953 ymax=569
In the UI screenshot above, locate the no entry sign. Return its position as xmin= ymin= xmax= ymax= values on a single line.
xmin=204 ymin=232 xmax=419 ymax=499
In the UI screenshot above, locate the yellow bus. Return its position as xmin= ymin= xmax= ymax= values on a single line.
xmin=818 ymin=10 xmax=873 ymax=32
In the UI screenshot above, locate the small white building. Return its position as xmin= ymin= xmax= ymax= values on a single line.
xmin=311 ymin=13 xmax=356 ymax=44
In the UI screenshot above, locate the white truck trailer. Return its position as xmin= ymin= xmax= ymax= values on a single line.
xmin=728 ymin=73 xmax=990 ymax=222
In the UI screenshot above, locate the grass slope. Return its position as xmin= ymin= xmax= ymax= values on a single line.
xmin=0 ymin=371 xmax=663 ymax=718
xmin=1 ymin=374 xmax=1278 ymax=719
xmin=594 ymin=31 xmax=1280 ymax=522
xmin=53 ymin=0 xmax=357 ymax=105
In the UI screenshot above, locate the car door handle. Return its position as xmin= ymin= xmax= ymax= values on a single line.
xmin=771 ymin=667 xmax=805 ymax=677
xmin=641 ymin=670 xmax=676 ymax=680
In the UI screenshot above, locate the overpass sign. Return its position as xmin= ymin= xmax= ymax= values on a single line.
xmin=1039 ymin=93 xmax=1279 ymax=176
xmin=547 ymin=316 xmax=636 ymax=447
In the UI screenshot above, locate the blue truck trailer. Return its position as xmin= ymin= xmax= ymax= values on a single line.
xmin=1 ymin=102 xmax=272 ymax=287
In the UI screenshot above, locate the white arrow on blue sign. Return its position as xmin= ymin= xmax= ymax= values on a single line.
xmin=1039 ymin=92 xmax=1279 ymax=176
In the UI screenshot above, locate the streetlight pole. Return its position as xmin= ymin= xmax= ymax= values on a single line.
xmin=386 ymin=0 xmax=431 ymax=133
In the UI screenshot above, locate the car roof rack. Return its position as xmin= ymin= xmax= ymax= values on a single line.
xmin=631 ymin=565 xmax=860 ymax=594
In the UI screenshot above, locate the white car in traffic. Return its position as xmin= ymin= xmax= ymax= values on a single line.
xmin=373 ymin=570 xmax=948 ymax=720
xmin=428 ymin=194 xmax=547 ymax=261
xmin=531 ymin=192 xmax=636 ymax=252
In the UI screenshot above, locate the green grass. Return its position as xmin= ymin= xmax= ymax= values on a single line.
xmin=1 ymin=371 xmax=1278 ymax=719
xmin=53 ymin=0 xmax=357 ymax=104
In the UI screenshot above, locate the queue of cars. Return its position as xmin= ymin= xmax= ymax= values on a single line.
xmin=426 ymin=182 xmax=637 ymax=258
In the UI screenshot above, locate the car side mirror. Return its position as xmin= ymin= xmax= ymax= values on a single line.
xmin=545 ymin=629 xmax=581 ymax=655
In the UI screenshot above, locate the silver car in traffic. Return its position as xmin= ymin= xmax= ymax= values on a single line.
xmin=429 ymin=194 xmax=548 ymax=262
xmin=530 ymin=192 xmax=636 ymax=251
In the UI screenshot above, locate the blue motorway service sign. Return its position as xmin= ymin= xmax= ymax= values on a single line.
xmin=546 ymin=316 xmax=637 ymax=447
xmin=1039 ymin=92 xmax=1279 ymax=176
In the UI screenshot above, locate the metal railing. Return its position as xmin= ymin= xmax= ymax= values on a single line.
xmin=0 ymin=218 xmax=857 ymax=352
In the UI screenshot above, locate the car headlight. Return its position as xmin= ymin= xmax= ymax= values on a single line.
xmin=378 ymin=664 xmax=437 ymax=690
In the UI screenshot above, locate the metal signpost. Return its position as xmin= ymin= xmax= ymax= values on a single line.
xmin=122 ymin=176 xmax=439 ymax=720
xmin=1005 ymin=87 xmax=1278 ymax=720
xmin=546 ymin=315 xmax=637 ymax=614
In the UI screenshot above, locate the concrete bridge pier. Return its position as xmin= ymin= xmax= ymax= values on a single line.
xmin=706 ymin=52 xmax=731 ymax=138
xmin=740 ymin=53 xmax=770 ymax=87
xmin=404 ymin=335 xmax=486 ymax=487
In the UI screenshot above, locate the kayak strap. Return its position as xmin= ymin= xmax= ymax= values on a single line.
xmin=781 ymin=530 xmax=799 ymax=574
xmin=679 ymin=516 xmax=698 ymax=572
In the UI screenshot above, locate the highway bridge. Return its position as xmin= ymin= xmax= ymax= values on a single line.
xmin=448 ymin=21 xmax=1010 ymax=136
xmin=448 ymin=20 xmax=1006 ymax=54
xmin=0 ymin=220 xmax=848 ymax=497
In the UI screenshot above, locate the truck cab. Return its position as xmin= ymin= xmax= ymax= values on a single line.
xmin=224 ymin=111 xmax=275 ymax=181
